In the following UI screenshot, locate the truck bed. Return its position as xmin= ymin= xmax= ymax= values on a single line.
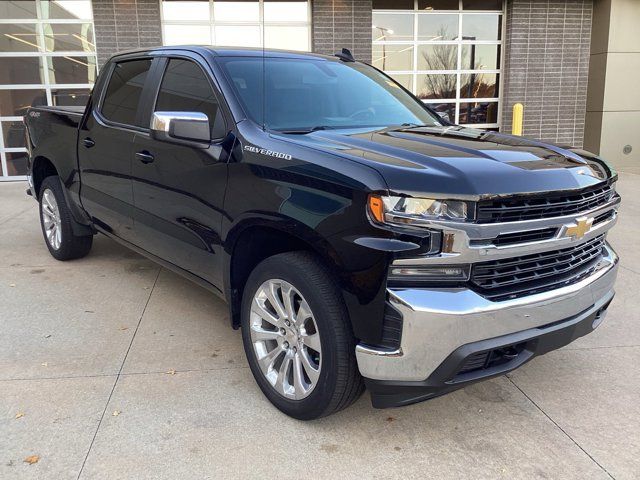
xmin=25 ymin=105 xmax=85 ymax=191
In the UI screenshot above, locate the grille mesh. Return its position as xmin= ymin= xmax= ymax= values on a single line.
xmin=476 ymin=183 xmax=615 ymax=223
xmin=484 ymin=227 xmax=558 ymax=247
xmin=471 ymin=235 xmax=607 ymax=301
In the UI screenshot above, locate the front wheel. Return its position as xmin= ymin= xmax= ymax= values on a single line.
xmin=39 ymin=176 xmax=93 ymax=261
xmin=241 ymin=252 xmax=364 ymax=420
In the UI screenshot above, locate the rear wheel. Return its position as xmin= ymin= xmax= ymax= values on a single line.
xmin=241 ymin=252 xmax=364 ymax=420
xmin=39 ymin=176 xmax=93 ymax=261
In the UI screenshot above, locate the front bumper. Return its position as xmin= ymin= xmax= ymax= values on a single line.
xmin=356 ymin=243 xmax=618 ymax=407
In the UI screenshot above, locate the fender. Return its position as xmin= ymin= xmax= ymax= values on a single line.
xmin=221 ymin=211 xmax=401 ymax=346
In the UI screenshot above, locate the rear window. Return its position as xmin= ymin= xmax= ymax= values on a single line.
xmin=101 ymin=59 xmax=152 ymax=127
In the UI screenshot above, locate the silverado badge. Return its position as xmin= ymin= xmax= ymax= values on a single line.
xmin=565 ymin=216 xmax=594 ymax=240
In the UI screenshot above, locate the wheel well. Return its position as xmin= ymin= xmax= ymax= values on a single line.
xmin=32 ymin=156 xmax=58 ymax=197
xmin=228 ymin=226 xmax=316 ymax=328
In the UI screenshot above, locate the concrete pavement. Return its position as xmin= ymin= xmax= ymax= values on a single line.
xmin=0 ymin=174 xmax=638 ymax=479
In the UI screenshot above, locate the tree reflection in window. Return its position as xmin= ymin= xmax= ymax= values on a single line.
xmin=373 ymin=2 xmax=502 ymax=127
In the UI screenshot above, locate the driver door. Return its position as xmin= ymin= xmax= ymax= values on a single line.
xmin=131 ymin=57 xmax=232 ymax=288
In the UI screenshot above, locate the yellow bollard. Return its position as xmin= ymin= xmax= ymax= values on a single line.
xmin=512 ymin=103 xmax=524 ymax=136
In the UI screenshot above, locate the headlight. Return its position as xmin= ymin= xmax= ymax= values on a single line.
xmin=368 ymin=194 xmax=469 ymax=227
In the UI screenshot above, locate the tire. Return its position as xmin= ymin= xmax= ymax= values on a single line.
xmin=38 ymin=176 xmax=93 ymax=261
xmin=241 ymin=251 xmax=364 ymax=420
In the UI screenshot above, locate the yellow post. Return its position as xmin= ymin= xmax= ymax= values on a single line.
xmin=512 ymin=103 xmax=524 ymax=136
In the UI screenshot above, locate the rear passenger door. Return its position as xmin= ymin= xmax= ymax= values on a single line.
xmin=78 ymin=56 xmax=156 ymax=240
xmin=130 ymin=56 xmax=233 ymax=288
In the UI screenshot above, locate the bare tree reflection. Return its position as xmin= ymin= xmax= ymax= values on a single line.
xmin=418 ymin=28 xmax=457 ymax=100
xmin=417 ymin=30 xmax=498 ymax=124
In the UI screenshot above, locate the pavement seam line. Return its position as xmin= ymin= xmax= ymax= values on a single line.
xmin=0 ymin=204 xmax=36 ymax=226
xmin=0 ymin=365 xmax=250 ymax=383
xmin=120 ymin=365 xmax=249 ymax=376
xmin=563 ymin=344 xmax=640 ymax=351
xmin=619 ymin=264 xmax=640 ymax=276
xmin=506 ymin=376 xmax=616 ymax=480
xmin=76 ymin=266 xmax=162 ymax=480
xmin=0 ymin=373 xmax=118 ymax=382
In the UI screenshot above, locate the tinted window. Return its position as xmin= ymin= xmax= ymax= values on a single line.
xmin=102 ymin=59 xmax=152 ymax=127
xmin=155 ymin=58 xmax=225 ymax=138
xmin=218 ymin=57 xmax=442 ymax=131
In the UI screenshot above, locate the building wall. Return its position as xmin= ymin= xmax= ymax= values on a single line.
xmin=584 ymin=0 xmax=639 ymax=173
xmin=92 ymin=0 xmax=162 ymax=67
xmin=501 ymin=0 xmax=593 ymax=147
xmin=312 ymin=0 xmax=372 ymax=62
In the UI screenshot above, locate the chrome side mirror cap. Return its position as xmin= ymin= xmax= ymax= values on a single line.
xmin=150 ymin=111 xmax=210 ymax=147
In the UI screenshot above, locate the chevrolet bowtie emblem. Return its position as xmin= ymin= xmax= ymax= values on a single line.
xmin=565 ymin=216 xmax=594 ymax=239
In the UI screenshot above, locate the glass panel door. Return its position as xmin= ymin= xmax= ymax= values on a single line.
xmin=0 ymin=0 xmax=96 ymax=179
xmin=373 ymin=0 xmax=503 ymax=129
xmin=161 ymin=1 xmax=311 ymax=51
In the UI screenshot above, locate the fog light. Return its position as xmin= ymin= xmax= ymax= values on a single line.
xmin=388 ymin=265 xmax=470 ymax=283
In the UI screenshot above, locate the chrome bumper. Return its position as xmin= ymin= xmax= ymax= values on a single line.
xmin=356 ymin=244 xmax=618 ymax=382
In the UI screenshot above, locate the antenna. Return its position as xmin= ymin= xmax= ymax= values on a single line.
xmin=261 ymin=3 xmax=266 ymax=131
xmin=334 ymin=48 xmax=355 ymax=62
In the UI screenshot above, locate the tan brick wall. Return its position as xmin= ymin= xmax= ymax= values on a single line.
xmin=312 ymin=0 xmax=372 ymax=63
xmin=501 ymin=0 xmax=593 ymax=147
xmin=93 ymin=0 xmax=162 ymax=68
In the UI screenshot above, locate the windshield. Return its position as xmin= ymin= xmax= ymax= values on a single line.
xmin=217 ymin=56 xmax=443 ymax=132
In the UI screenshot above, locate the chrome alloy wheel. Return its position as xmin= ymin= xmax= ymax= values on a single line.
xmin=41 ymin=188 xmax=62 ymax=250
xmin=249 ymin=279 xmax=322 ymax=400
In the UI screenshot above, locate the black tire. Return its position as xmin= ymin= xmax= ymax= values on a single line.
xmin=38 ymin=176 xmax=93 ymax=261
xmin=241 ymin=251 xmax=364 ymax=420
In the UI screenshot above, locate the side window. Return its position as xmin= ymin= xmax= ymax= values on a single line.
xmin=155 ymin=58 xmax=226 ymax=139
xmin=101 ymin=59 xmax=153 ymax=127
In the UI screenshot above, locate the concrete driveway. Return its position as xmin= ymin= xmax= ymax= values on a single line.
xmin=1 ymin=174 xmax=638 ymax=480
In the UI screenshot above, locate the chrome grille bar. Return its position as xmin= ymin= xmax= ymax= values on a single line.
xmin=477 ymin=183 xmax=615 ymax=223
xmin=470 ymin=235 xmax=606 ymax=300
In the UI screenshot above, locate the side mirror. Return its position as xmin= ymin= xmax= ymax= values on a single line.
xmin=150 ymin=111 xmax=210 ymax=147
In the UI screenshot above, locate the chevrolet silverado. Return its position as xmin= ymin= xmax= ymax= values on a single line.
xmin=24 ymin=46 xmax=620 ymax=419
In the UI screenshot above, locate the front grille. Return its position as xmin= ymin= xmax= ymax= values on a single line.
xmin=476 ymin=183 xmax=615 ymax=223
xmin=471 ymin=234 xmax=606 ymax=301
xmin=593 ymin=209 xmax=615 ymax=226
xmin=471 ymin=227 xmax=558 ymax=247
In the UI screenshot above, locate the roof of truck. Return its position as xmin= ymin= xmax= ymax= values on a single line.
xmin=111 ymin=45 xmax=343 ymax=61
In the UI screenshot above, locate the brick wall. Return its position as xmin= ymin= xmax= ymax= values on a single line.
xmin=501 ymin=0 xmax=593 ymax=147
xmin=92 ymin=0 xmax=162 ymax=67
xmin=312 ymin=0 xmax=372 ymax=62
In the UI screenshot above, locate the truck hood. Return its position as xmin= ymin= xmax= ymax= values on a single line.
xmin=278 ymin=126 xmax=614 ymax=198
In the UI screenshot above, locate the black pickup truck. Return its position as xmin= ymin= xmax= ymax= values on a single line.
xmin=24 ymin=46 xmax=620 ymax=420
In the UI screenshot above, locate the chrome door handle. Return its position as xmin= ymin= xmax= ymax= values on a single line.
xmin=82 ymin=137 xmax=95 ymax=148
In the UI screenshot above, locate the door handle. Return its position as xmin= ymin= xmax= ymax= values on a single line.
xmin=135 ymin=151 xmax=155 ymax=164
xmin=82 ymin=137 xmax=95 ymax=148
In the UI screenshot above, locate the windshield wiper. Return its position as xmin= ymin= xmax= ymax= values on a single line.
xmin=277 ymin=123 xmax=433 ymax=134
xmin=397 ymin=123 xmax=433 ymax=128
xmin=375 ymin=123 xmax=429 ymax=132
xmin=275 ymin=126 xmax=333 ymax=134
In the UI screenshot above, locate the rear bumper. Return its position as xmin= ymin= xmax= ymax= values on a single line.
xmin=356 ymin=244 xmax=618 ymax=407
